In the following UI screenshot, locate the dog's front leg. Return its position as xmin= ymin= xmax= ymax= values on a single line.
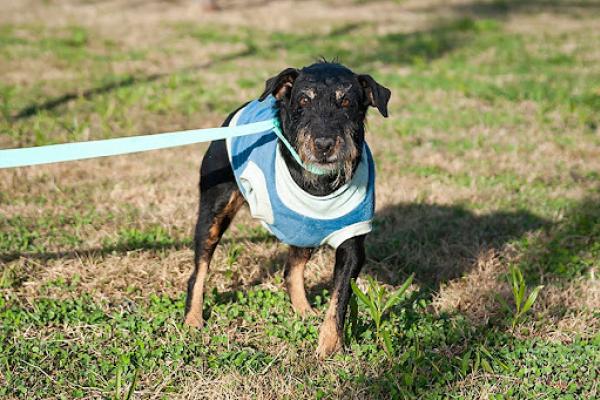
xmin=316 ymin=235 xmax=366 ymax=359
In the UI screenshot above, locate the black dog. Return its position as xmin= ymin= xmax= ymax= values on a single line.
xmin=185 ymin=61 xmax=390 ymax=358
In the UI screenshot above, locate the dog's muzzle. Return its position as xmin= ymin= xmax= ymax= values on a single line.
xmin=310 ymin=136 xmax=345 ymax=164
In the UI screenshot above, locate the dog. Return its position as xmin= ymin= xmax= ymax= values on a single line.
xmin=184 ymin=61 xmax=391 ymax=358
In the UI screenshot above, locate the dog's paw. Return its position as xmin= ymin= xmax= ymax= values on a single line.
xmin=183 ymin=313 xmax=204 ymax=329
xmin=316 ymin=328 xmax=342 ymax=359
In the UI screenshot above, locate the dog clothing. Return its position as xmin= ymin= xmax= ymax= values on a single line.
xmin=225 ymin=95 xmax=375 ymax=248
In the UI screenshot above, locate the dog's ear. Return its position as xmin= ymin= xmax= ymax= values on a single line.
xmin=357 ymin=74 xmax=391 ymax=117
xmin=259 ymin=68 xmax=299 ymax=101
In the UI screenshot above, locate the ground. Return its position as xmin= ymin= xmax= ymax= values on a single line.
xmin=0 ymin=0 xmax=599 ymax=398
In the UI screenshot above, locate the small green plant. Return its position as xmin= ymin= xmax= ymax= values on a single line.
xmin=225 ymin=243 xmax=243 ymax=268
xmin=350 ymin=274 xmax=414 ymax=358
xmin=498 ymin=265 xmax=544 ymax=329
xmin=113 ymin=364 xmax=139 ymax=400
xmin=459 ymin=344 xmax=509 ymax=378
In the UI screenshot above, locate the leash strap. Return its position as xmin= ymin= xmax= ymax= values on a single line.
xmin=0 ymin=119 xmax=276 ymax=169
xmin=1 ymin=118 xmax=331 ymax=177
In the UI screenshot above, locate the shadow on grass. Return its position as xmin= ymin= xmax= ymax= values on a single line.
xmin=0 ymin=239 xmax=193 ymax=264
xmin=297 ymin=203 xmax=549 ymax=308
xmin=364 ymin=203 xmax=548 ymax=288
xmin=0 ymin=222 xmax=282 ymax=264
xmin=215 ymin=203 xmax=549 ymax=301
xmin=365 ymin=190 xmax=598 ymax=287
xmin=209 ymin=0 xmax=281 ymax=11
xmin=445 ymin=0 xmax=600 ymax=19
xmin=347 ymin=17 xmax=490 ymax=68
xmin=307 ymin=191 xmax=597 ymax=303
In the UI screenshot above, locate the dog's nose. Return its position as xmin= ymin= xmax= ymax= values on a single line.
xmin=314 ymin=137 xmax=335 ymax=153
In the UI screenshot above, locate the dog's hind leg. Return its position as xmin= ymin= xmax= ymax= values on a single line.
xmin=184 ymin=140 xmax=245 ymax=328
xmin=316 ymin=235 xmax=366 ymax=359
xmin=284 ymin=246 xmax=314 ymax=316
xmin=184 ymin=186 xmax=243 ymax=328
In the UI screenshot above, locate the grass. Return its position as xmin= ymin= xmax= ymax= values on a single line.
xmin=1 ymin=0 xmax=599 ymax=398
xmin=1 ymin=287 xmax=598 ymax=398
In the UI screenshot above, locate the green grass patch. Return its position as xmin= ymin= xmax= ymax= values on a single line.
xmin=516 ymin=194 xmax=600 ymax=281
xmin=0 ymin=211 xmax=107 ymax=254
xmin=1 ymin=289 xmax=597 ymax=398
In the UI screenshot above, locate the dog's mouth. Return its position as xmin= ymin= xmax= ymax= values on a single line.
xmin=309 ymin=153 xmax=341 ymax=166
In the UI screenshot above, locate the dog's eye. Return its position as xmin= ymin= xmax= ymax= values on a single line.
xmin=341 ymin=98 xmax=351 ymax=108
xmin=299 ymin=96 xmax=310 ymax=107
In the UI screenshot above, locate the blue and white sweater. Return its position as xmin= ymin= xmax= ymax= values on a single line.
xmin=225 ymin=95 xmax=375 ymax=248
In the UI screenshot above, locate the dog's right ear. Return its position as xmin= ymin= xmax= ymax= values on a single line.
xmin=259 ymin=68 xmax=299 ymax=101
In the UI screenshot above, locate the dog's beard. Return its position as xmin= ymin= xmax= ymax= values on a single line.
xmin=295 ymin=126 xmax=360 ymax=190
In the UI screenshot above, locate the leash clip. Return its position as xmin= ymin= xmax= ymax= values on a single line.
xmin=271 ymin=118 xmax=329 ymax=176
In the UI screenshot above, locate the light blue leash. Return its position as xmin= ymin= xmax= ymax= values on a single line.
xmin=0 ymin=118 xmax=328 ymax=174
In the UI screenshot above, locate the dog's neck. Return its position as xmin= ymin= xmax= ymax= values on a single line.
xmin=278 ymin=141 xmax=361 ymax=197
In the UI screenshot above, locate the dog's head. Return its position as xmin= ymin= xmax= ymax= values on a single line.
xmin=259 ymin=61 xmax=391 ymax=186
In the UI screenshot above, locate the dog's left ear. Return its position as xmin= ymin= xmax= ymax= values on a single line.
xmin=259 ymin=67 xmax=300 ymax=101
xmin=357 ymin=74 xmax=391 ymax=117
